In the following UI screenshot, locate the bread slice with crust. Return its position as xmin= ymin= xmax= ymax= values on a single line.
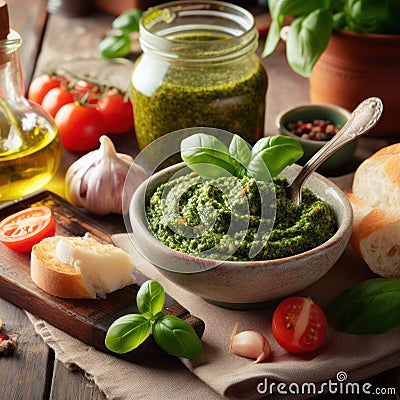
xmin=348 ymin=193 xmax=400 ymax=278
xmin=352 ymin=143 xmax=400 ymax=210
xmin=31 ymin=234 xmax=135 ymax=299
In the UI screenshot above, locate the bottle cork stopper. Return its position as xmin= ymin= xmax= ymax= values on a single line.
xmin=0 ymin=2 xmax=11 ymax=64
xmin=0 ymin=1 xmax=9 ymax=40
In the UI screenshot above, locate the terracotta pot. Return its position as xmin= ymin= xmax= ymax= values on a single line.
xmin=309 ymin=29 xmax=400 ymax=137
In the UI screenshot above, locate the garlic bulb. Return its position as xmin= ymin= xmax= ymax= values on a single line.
xmin=65 ymin=136 xmax=135 ymax=215
xmin=229 ymin=323 xmax=271 ymax=363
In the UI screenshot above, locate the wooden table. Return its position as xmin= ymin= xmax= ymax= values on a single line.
xmin=0 ymin=1 xmax=399 ymax=399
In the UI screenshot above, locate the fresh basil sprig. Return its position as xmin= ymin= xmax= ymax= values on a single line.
xmin=105 ymin=280 xmax=202 ymax=359
xmin=263 ymin=0 xmax=400 ymax=77
xmin=326 ymin=278 xmax=400 ymax=334
xmin=180 ymin=133 xmax=245 ymax=178
xmin=181 ymin=133 xmax=303 ymax=180
xmin=99 ymin=9 xmax=143 ymax=59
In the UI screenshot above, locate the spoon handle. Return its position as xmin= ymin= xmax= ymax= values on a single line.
xmin=287 ymin=97 xmax=383 ymax=204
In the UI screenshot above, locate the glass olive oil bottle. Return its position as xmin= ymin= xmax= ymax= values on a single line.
xmin=0 ymin=6 xmax=62 ymax=203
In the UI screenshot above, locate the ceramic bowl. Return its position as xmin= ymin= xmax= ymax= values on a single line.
xmin=276 ymin=103 xmax=356 ymax=174
xmin=128 ymin=163 xmax=353 ymax=309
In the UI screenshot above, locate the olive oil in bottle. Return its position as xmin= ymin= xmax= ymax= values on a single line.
xmin=0 ymin=120 xmax=62 ymax=202
xmin=0 ymin=4 xmax=62 ymax=202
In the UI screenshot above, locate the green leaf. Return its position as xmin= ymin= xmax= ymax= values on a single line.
xmin=332 ymin=11 xmax=347 ymax=29
xmin=286 ymin=9 xmax=333 ymax=77
xmin=152 ymin=315 xmax=202 ymax=359
xmin=136 ymin=280 xmax=165 ymax=316
xmin=181 ymin=133 xmax=244 ymax=178
xmin=105 ymin=314 xmax=151 ymax=354
xmin=112 ymin=9 xmax=143 ymax=33
xmin=98 ymin=34 xmax=131 ymax=59
xmin=247 ymin=135 xmax=303 ymax=179
xmin=229 ymin=134 xmax=251 ymax=167
xmin=345 ymin=0 xmax=389 ymax=33
xmin=263 ymin=0 xmax=330 ymax=58
xmin=268 ymin=0 xmax=329 ymax=20
xmin=262 ymin=16 xmax=284 ymax=57
xmin=327 ymin=278 xmax=400 ymax=334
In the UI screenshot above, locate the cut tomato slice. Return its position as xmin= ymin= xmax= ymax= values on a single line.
xmin=0 ymin=206 xmax=56 ymax=252
xmin=272 ymin=296 xmax=328 ymax=354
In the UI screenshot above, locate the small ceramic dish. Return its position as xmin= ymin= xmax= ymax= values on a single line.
xmin=127 ymin=162 xmax=353 ymax=309
xmin=276 ymin=103 xmax=356 ymax=174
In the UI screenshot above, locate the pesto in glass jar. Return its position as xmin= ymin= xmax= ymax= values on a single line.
xmin=131 ymin=1 xmax=268 ymax=149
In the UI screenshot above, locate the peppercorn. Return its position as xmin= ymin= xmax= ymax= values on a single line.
xmin=287 ymin=119 xmax=342 ymax=141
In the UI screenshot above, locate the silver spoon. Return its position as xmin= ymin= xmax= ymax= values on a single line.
xmin=285 ymin=97 xmax=383 ymax=204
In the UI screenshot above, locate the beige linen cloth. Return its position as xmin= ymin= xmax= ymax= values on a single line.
xmin=27 ymin=174 xmax=400 ymax=400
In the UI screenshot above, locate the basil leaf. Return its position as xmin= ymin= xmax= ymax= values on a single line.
xmin=264 ymin=0 xmax=330 ymax=57
xmin=247 ymin=135 xmax=303 ymax=179
xmin=286 ymin=8 xmax=333 ymax=77
xmin=136 ymin=280 xmax=165 ymax=316
xmin=333 ymin=11 xmax=347 ymax=29
xmin=105 ymin=314 xmax=151 ymax=354
xmin=327 ymin=278 xmax=400 ymax=334
xmin=152 ymin=314 xmax=202 ymax=359
xmin=112 ymin=9 xmax=142 ymax=33
xmin=269 ymin=0 xmax=329 ymax=20
xmin=262 ymin=15 xmax=284 ymax=57
xmin=346 ymin=0 xmax=390 ymax=33
xmin=181 ymin=133 xmax=243 ymax=178
xmin=98 ymin=34 xmax=131 ymax=59
xmin=229 ymin=134 xmax=251 ymax=167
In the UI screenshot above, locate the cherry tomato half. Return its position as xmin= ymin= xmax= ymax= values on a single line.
xmin=272 ymin=296 xmax=328 ymax=354
xmin=55 ymin=102 xmax=106 ymax=152
xmin=41 ymin=87 xmax=75 ymax=117
xmin=28 ymin=74 xmax=61 ymax=104
xmin=0 ymin=206 xmax=56 ymax=252
xmin=97 ymin=91 xmax=134 ymax=133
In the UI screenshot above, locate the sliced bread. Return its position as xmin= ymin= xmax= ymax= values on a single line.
xmin=31 ymin=234 xmax=135 ymax=299
xmin=352 ymin=143 xmax=400 ymax=210
xmin=348 ymin=191 xmax=400 ymax=278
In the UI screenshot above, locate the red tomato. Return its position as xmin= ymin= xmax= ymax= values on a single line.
xmin=55 ymin=102 xmax=106 ymax=152
xmin=41 ymin=87 xmax=74 ymax=117
xmin=0 ymin=206 xmax=56 ymax=252
xmin=272 ymin=296 xmax=328 ymax=354
xmin=28 ymin=75 xmax=61 ymax=104
xmin=97 ymin=91 xmax=134 ymax=133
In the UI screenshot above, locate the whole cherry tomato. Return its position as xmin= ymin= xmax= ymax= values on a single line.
xmin=0 ymin=206 xmax=56 ymax=252
xmin=55 ymin=103 xmax=106 ymax=152
xmin=97 ymin=90 xmax=134 ymax=133
xmin=272 ymin=296 xmax=328 ymax=354
xmin=28 ymin=74 xmax=61 ymax=104
xmin=41 ymin=87 xmax=74 ymax=117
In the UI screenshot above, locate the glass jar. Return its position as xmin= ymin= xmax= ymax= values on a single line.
xmin=131 ymin=0 xmax=268 ymax=149
xmin=0 ymin=30 xmax=62 ymax=202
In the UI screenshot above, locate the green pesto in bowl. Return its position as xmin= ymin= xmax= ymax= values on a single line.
xmin=146 ymin=173 xmax=337 ymax=261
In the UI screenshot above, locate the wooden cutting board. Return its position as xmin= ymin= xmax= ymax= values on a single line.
xmin=0 ymin=190 xmax=205 ymax=363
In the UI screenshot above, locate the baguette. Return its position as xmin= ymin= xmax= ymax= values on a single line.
xmin=347 ymin=143 xmax=400 ymax=278
xmin=347 ymin=193 xmax=400 ymax=278
xmin=352 ymin=143 xmax=400 ymax=210
xmin=31 ymin=234 xmax=135 ymax=299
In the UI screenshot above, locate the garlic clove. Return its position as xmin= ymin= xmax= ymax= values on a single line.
xmin=229 ymin=322 xmax=271 ymax=363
